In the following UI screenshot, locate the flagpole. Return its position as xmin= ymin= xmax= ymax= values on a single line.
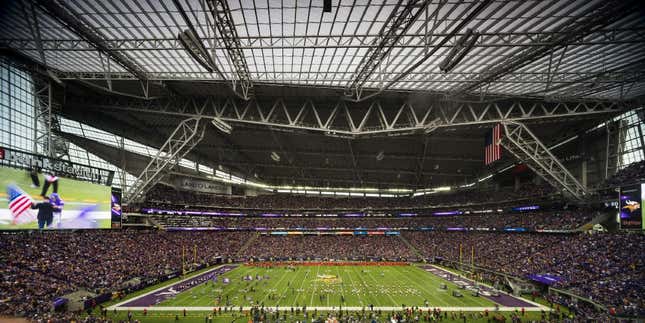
xmin=182 ymin=245 xmax=185 ymax=275
xmin=471 ymin=245 xmax=475 ymax=281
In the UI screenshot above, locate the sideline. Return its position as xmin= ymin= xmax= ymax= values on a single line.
xmin=426 ymin=265 xmax=549 ymax=310
xmin=108 ymin=306 xmax=551 ymax=312
xmin=108 ymin=264 xmax=233 ymax=310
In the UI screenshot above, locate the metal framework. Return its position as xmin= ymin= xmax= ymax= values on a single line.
xmin=199 ymin=145 xmax=480 ymax=162
xmin=501 ymin=121 xmax=587 ymax=199
xmin=173 ymin=0 xmax=219 ymax=75
xmin=0 ymin=0 xmax=642 ymax=100
xmin=32 ymin=79 xmax=53 ymax=157
xmin=32 ymin=78 xmax=69 ymax=159
xmin=33 ymin=0 xmax=148 ymax=83
xmin=31 ymin=71 xmax=645 ymax=85
xmin=345 ymin=0 xmax=428 ymax=101
xmin=604 ymin=120 xmax=623 ymax=179
xmin=125 ymin=118 xmax=205 ymax=203
xmin=206 ymin=0 xmax=253 ymax=100
xmin=358 ymin=0 xmax=494 ymax=101
xmin=65 ymin=95 xmax=627 ymax=138
xmin=18 ymin=0 xmax=46 ymax=65
xmin=455 ymin=0 xmax=640 ymax=95
xmin=5 ymin=28 xmax=645 ymax=52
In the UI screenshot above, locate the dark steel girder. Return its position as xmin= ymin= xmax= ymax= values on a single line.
xmin=355 ymin=0 xmax=494 ymax=101
xmin=261 ymin=175 xmax=462 ymax=188
xmin=62 ymin=94 xmax=628 ymax=138
xmin=454 ymin=0 xmax=642 ymax=94
xmin=222 ymin=162 xmax=469 ymax=177
xmin=203 ymin=145 xmax=481 ymax=162
xmin=34 ymin=0 xmax=148 ymax=82
xmin=345 ymin=0 xmax=429 ymax=101
xmin=205 ymin=0 xmax=253 ymax=100
xmin=5 ymin=27 xmax=645 ymax=52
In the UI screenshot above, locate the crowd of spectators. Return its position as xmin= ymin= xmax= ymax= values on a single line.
xmin=1 ymin=229 xmax=643 ymax=319
xmin=243 ymin=235 xmax=415 ymax=260
xmin=405 ymin=231 xmax=645 ymax=317
xmin=0 ymin=230 xmax=250 ymax=318
xmin=145 ymin=209 xmax=596 ymax=231
xmin=139 ymin=183 xmax=556 ymax=211
xmin=600 ymin=160 xmax=645 ymax=188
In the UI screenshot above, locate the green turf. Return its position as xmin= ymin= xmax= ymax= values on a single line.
xmin=156 ymin=265 xmax=496 ymax=308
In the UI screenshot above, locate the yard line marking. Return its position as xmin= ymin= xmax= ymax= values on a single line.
xmin=275 ymin=266 xmax=297 ymax=307
xmin=257 ymin=265 xmax=290 ymax=306
xmin=363 ymin=267 xmax=398 ymax=307
xmin=111 ymin=306 xmax=551 ymax=312
xmin=309 ymin=265 xmax=321 ymax=306
xmin=293 ymin=264 xmax=311 ymax=307
xmin=334 ymin=265 xmax=343 ymax=307
xmin=347 ymin=267 xmax=362 ymax=303
xmin=394 ymin=266 xmax=452 ymax=307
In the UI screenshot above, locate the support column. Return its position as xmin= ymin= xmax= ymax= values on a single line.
xmin=120 ymin=136 xmax=126 ymax=190
xmin=581 ymin=160 xmax=588 ymax=189
xmin=32 ymin=80 xmax=52 ymax=156
xmin=125 ymin=117 xmax=205 ymax=203
xmin=637 ymin=117 xmax=645 ymax=160
xmin=501 ymin=121 xmax=587 ymax=199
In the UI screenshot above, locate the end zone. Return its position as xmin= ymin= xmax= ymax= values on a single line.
xmin=108 ymin=265 xmax=236 ymax=310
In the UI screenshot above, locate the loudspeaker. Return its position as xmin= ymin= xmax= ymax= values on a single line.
xmin=323 ymin=0 xmax=331 ymax=12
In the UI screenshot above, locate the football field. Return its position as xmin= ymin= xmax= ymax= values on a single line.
xmin=161 ymin=264 xmax=493 ymax=308
xmin=111 ymin=263 xmax=545 ymax=311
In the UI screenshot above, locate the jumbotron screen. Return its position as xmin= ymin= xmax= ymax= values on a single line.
xmin=619 ymin=184 xmax=644 ymax=230
xmin=0 ymin=166 xmax=111 ymax=229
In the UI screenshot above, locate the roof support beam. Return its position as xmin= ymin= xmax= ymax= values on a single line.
xmin=204 ymin=146 xmax=481 ymax=161
xmin=414 ymin=137 xmax=430 ymax=188
xmin=454 ymin=0 xmax=640 ymax=95
xmin=218 ymin=161 xmax=467 ymax=177
xmin=353 ymin=0 xmax=494 ymax=101
xmin=5 ymin=28 xmax=645 ymax=51
xmin=34 ymin=0 xmax=149 ymax=83
xmin=65 ymin=95 xmax=628 ymax=138
xmin=172 ymin=0 xmax=224 ymax=79
xmin=345 ymin=0 xmax=428 ymax=101
xmin=346 ymin=140 xmax=363 ymax=185
xmin=261 ymin=176 xmax=460 ymax=188
xmin=205 ymin=0 xmax=253 ymax=100
xmin=125 ymin=117 xmax=205 ymax=203
xmin=501 ymin=121 xmax=587 ymax=199
xmin=19 ymin=0 xmax=46 ymax=65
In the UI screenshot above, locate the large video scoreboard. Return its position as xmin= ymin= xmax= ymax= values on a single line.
xmin=0 ymin=147 xmax=118 ymax=230
xmin=619 ymin=184 xmax=644 ymax=230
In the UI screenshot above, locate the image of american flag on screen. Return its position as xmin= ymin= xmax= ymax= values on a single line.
xmin=7 ymin=185 xmax=35 ymax=225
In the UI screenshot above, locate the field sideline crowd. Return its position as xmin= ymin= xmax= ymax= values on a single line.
xmin=1 ymin=229 xmax=642 ymax=321
xmin=0 ymin=162 xmax=643 ymax=322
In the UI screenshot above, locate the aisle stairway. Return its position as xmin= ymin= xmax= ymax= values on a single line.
xmin=236 ymin=232 xmax=259 ymax=256
xmin=398 ymin=235 xmax=424 ymax=260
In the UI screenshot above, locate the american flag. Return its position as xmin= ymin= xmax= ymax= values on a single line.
xmin=7 ymin=185 xmax=34 ymax=224
xmin=484 ymin=124 xmax=502 ymax=165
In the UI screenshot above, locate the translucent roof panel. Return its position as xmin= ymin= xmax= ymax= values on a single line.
xmin=0 ymin=0 xmax=643 ymax=100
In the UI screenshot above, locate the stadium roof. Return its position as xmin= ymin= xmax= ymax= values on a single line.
xmin=1 ymin=0 xmax=644 ymax=191
xmin=1 ymin=0 xmax=644 ymax=99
